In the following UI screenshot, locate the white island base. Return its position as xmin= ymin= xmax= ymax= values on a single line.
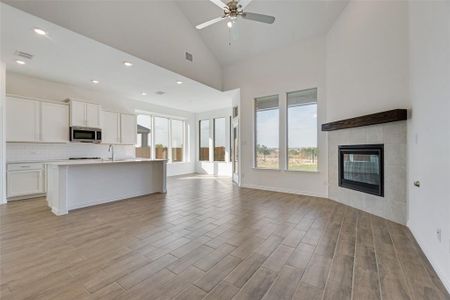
xmin=47 ymin=159 xmax=167 ymax=215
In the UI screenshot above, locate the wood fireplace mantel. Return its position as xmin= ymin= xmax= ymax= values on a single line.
xmin=321 ymin=109 xmax=407 ymax=131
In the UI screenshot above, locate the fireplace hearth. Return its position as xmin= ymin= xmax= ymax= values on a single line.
xmin=338 ymin=144 xmax=384 ymax=196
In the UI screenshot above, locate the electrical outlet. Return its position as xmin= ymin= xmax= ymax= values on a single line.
xmin=436 ymin=228 xmax=442 ymax=242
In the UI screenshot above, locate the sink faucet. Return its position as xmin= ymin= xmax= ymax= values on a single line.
xmin=108 ymin=144 xmax=115 ymax=161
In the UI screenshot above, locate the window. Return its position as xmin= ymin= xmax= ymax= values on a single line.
xmin=287 ymin=88 xmax=318 ymax=171
xmin=136 ymin=115 xmax=151 ymax=158
xmin=135 ymin=115 xmax=186 ymax=162
xmin=199 ymin=120 xmax=209 ymax=161
xmin=171 ymin=119 xmax=184 ymax=162
xmin=214 ymin=118 xmax=226 ymax=161
xmin=154 ymin=117 xmax=169 ymax=160
xmin=255 ymin=95 xmax=279 ymax=169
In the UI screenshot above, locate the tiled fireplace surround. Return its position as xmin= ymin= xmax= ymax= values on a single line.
xmin=328 ymin=121 xmax=407 ymax=224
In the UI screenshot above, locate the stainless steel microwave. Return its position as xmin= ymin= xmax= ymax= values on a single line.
xmin=70 ymin=127 xmax=102 ymax=143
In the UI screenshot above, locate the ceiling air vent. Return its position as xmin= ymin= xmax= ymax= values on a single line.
xmin=155 ymin=91 xmax=165 ymax=95
xmin=185 ymin=52 xmax=193 ymax=62
xmin=15 ymin=50 xmax=33 ymax=60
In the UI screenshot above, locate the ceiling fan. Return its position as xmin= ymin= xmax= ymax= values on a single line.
xmin=196 ymin=0 xmax=275 ymax=30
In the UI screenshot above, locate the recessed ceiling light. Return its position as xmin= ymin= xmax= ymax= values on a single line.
xmin=91 ymin=80 xmax=99 ymax=84
xmin=141 ymin=92 xmax=147 ymax=96
xmin=123 ymin=61 xmax=133 ymax=67
xmin=176 ymin=81 xmax=183 ymax=85
xmin=15 ymin=59 xmax=26 ymax=65
xmin=33 ymin=28 xmax=47 ymax=35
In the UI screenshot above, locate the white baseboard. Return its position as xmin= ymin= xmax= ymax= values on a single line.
xmin=51 ymin=207 xmax=67 ymax=216
xmin=239 ymin=183 xmax=327 ymax=199
xmin=407 ymin=221 xmax=450 ymax=294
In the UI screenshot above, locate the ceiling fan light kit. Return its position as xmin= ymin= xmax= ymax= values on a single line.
xmin=195 ymin=0 xmax=275 ymax=30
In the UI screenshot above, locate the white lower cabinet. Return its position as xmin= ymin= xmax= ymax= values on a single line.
xmin=7 ymin=163 xmax=45 ymax=199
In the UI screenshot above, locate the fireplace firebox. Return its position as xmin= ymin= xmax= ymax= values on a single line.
xmin=338 ymin=144 xmax=384 ymax=196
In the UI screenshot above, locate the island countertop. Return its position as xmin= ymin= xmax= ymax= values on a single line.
xmin=46 ymin=158 xmax=167 ymax=166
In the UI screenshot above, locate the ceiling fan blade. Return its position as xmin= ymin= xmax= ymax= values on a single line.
xmin=238 ymin=0 xmax=253 ymax=10
xmin=242 ymin=12 xmax=275 ymax=24
xmin=208 ymin=0 xmax=228 ymax=10
xmin=196 ymin=17 xmax=225 ymax=29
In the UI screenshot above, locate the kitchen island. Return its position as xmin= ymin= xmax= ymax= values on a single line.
xmin=47 ymin=159 xmax=167 ymax=215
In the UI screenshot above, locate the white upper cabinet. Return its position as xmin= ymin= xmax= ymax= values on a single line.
xmin=6 ymin=96 xmax=40 ymax=142
xmin=101 ymin=111 xmax=120 ymax=144
xmin=101 ymin=111 xmax=136 ymax=145
xmin=120 ymin=114 xmax=137 ymax=145
xmin=5 ymin=97 xmax=136 ymax=145
xmin=70 ymin=100 xmax=101 ymax=128
xmin=86 ymin=103 xmax=101 ymax=128
xmin=69 ymin=101 xmax=86 ymax=127
xmin=40 ymin=102 xmax=69 ymax=142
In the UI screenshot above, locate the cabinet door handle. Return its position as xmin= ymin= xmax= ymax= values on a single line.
xmin=414 ymin=181 xmax=421 ymax=187
xmin=20 ymin=166 xmax=31 ymax=168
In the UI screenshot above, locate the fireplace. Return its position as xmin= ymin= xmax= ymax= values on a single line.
xmin=338 ymin=144 xmax=384 ymax=196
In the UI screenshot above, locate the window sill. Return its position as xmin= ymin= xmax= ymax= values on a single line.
xmin=167 ymin=161 xmax=188 ymax=164
xmin=252 ymin=167 xmax=319 ymax=173
xmin=252 ymin=167 xmax=281 ymax=171
xmin=284 ymin=169 xmax=319 ymax=173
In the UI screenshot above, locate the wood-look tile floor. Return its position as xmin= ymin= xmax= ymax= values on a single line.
xmin=1 ymin=175 xmax=448 ymax=300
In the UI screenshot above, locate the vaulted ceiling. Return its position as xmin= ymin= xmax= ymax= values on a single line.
xmin=3 ymin=0 xmax=348 ymax=69
xmin=1 ymin=0 xmax=224 ymax=90
xmin=1 ymin=4 xmax=232 ymax=112
xmin=176 ymin=0 xmax=349 ymax=66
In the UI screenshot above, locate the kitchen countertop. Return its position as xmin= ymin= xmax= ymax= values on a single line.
xmin=46 ymin=158 xmax=166 ymax=166
xmin=7 ymin=159 xmax=72 ymax=164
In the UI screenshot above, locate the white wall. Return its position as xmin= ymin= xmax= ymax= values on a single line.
xmin=324 ymin=0 xmax=410 ymax=222
xmin=0 ymin=62 xmax=5 ymax=204
xmin=223 ymin=37 xmax=328 ymax=197
xmin=326 ymin=0 xmax=410 ymax=122
xmin=5 ymin=72 xmax=196 ymax=176
xmin=3 ymin=1 xmax=223 ymax=90
xmin=195 ymin=107 xmax=232 ymax=177
xmin=408 ymin=0 xmax=450 ymax=292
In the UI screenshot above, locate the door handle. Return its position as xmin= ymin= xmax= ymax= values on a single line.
xmin=414 ymin=181 xmax=421 ymax=188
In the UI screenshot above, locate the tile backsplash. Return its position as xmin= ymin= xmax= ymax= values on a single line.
xmin=6 ymin=143 xmax=136 ymax=162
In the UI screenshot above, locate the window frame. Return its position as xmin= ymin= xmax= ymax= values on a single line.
xmin=254 ymin=94 xmax=280 ymax=170
xmin=198 ymin=119 xmax=210 ymax=162
xmin=285 ymin=88 xmax=319 ymax=173
xmin=170 ymin=119 xmax=185 ymax=163
xmin=136 ymin=114 xmax=152 ymax=155
xmin=153 ymin=116 xmax=170 ymax=161
xmin=213 ymin=117 xmax=226 ymax=162
xmin=136 ymin=113 xmax=186 ymax=163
